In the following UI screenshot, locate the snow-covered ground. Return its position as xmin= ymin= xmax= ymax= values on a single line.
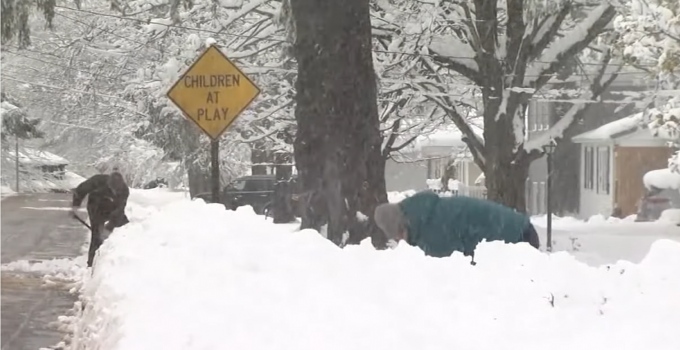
xmin=63 ymin=189 xmax=680 ymax=350
xmin=530 ymin=214 xmax=680 ymax=266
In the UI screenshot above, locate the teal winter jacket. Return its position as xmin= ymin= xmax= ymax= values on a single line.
xmin=398 ymin=191 xmax=531 ymax=258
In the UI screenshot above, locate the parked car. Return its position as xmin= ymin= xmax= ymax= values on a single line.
xmin=194 ymin=174 xmax=299 ymax=215
xmin=635 ymin=187 xmax=680 ymax=222
xmin=143 ymin=177 xmax=168 ymax=189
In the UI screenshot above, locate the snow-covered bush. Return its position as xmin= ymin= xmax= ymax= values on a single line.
xmin=615 ymin=0 xmax=680 ymax=173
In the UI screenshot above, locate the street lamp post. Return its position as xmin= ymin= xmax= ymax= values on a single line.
xmin=542 ymin=139 xmax=557 ymax=252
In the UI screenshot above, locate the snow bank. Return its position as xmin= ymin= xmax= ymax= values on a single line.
xmin=1 ymin=184 xmax=15 ymax=198
xmin=644 ymin=168 xmax=680 ymax=190
xmin=1 ymin=256 xmax=88 ymax=283
xmin=71 ymin=199 xmax=680 ymax=350
xmin=426 ymin=178 xmax=463 ymax=191
xmin=124 ymin=188 xmax=189 ymax=222
xmin=387 ymin=190 xmax=415 ymax=203
xmin=659 ymin=209 xmax=680 ymax=224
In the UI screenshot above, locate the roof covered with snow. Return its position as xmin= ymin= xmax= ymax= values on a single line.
xmin=6 ymin=148 xmax=70 ymax=166
xmin=415 ymin=128 xmax=483 ymax=150
xmin=572 ymin=112 xmax=652 ymax=143
xmin=416 ymin=131 xmax=468 ymax=149
xmin=0 ymin=101 xmax=22 ymax=117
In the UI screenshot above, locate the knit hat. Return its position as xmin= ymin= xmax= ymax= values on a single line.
xmin=374 ymin=203 xmax=407 ymax=241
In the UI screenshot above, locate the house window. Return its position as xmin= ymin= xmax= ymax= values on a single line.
xmin=596 ymin=146 xmax=610 ymax=195
xmin=528 ymin=99 xmax=551 ymax=131
xmin=583 ymin=146 xmax=595 ymax=190
xmin=431 ymin=158 xmax=442 ymax=178
xmin=457 ymin=162 xmax=466 ymax=184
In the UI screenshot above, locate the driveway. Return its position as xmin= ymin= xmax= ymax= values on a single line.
xmin=1 ymin=193 xmax=88 ymax=350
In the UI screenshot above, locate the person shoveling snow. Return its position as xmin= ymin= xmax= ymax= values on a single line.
xmin=374 ymin=190 xmax=540 ymax=264
xmin=71 ymin=169 xmax=130 ymax=267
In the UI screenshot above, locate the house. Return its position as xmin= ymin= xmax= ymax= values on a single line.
xmin=385 ymin=130 xmax=484 ymax=194
xmin=3 ymin=147 xmax=84 ymax=192
xmin=385 ymin=152 xmax=428 ymax=192
xmin=524 ymin=72 xmax=653 ymax=216
xmin=8 ymin=148 xmax=69 ymax=178
xmin=571 ymin=112 xmax=675 ymax=219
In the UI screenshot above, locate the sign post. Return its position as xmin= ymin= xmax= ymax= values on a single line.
xmin=167 ymin=44 xmax=261 ymax=203
xmin=210 ymin=139 xmax=220 ymax=203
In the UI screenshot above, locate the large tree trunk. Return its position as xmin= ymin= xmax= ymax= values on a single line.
xmin=290 ymin=0 xmax=385 ymax=246
xmin=480 ymin=80 xmax=531 ymax=212
xmin=485 ymin=160 xmax=530 ymax=213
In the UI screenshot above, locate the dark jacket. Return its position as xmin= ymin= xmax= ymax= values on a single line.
xmin=72 ymin=173 xmax=130 ymax=228
xmin=399 ymin=191 xmax=532 ymax=258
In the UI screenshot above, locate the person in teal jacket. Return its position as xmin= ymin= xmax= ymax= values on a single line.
xmin=374 ymin=191 xmax=540 ymax=264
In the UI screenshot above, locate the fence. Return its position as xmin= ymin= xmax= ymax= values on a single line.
xmin=431 ymin=185 xmax=487 ymax=199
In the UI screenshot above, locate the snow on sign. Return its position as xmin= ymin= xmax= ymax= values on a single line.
xmin=167 ymin=45 xmax=261 ymax=140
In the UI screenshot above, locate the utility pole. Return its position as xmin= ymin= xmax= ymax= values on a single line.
xmin=15 ymin=136 xmax=20 ymax=192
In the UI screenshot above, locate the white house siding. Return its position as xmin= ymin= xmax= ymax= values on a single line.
xmin=578 ymin=143 xmax=615 ymax=219
xmin=385 ymin=158 xmax=428 ymax=192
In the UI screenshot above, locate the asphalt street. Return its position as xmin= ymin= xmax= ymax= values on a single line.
xmin=1 ymin=193 xmax=88 ymax=350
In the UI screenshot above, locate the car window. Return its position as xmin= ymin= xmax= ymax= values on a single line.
xmin=230 ymin=180 xmax=247 ymax=191
xmin=244 ymin=179 xmax=274 ymax=192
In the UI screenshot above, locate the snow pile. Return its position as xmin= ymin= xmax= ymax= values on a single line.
xmin=1 ymin=257 xmax=85 ymax=275
xmin=659 ymin=209 xmax=680 ymax=224
xmin=644 ymin=168 xmax=680 ymax=190
xmin=531 ymin=214 xmax=586 ymax=228
xmin=125 ymin=188 xmax=189 ymax=222
xmin=1 ymin=256 xmax=88 ymax=283
xmin=71 ymin=199 xmax=680 ymax=350
xmin=586 ymin=214 xmax=638 ymax=224
xmin=1 ymin=184 xmax=15 ymax=198
xmin=426 ymin=178 xmax=462 ymax=191
xmin=387 ymin=189 xmax=416 ymax=203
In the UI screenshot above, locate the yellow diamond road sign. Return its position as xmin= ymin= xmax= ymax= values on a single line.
xmin=167 ymin=45 xmax=261 ymax=140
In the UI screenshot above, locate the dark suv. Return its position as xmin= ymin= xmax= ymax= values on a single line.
xmin=194 ymin=174 xmax=298 ymax=215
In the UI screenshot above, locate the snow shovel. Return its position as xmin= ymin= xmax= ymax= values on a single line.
xmin=71 ymin=212 xmax=92 ymax=230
